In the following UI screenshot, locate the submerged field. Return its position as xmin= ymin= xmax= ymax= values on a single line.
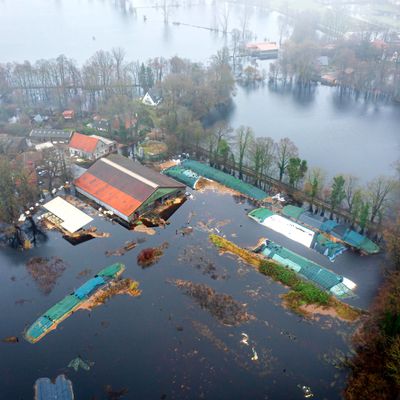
xmin=0 ymin=189 xmax=384 ymax=399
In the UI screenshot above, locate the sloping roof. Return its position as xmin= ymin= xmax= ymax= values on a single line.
xmin=69 ymin=132 xmax=99 ymax=153
xmin=30 ymin=129 xmax=73 ymax=140
xmin=74 ymin=155 xmax=184 ymax=217
xmin=43 ymin=196 xmax=93 ymax=233
xmin=107 ymin=154 xmax=184 ymax=188
xmin=246 ymin=42 xmax=278 ymax=51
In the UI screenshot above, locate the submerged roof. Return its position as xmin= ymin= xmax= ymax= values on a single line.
xmin=43 ymin=196 xmax=93 ymax=233
xmin=35 ymin=374 xmax=74 ymax=400
xmin=74 ymin=155 xmax=185 ymax=217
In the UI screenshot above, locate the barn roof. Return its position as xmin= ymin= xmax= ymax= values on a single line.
xmin=74 ymin=154 xmax=185 ymax=217
xmin=69 ymin=132 xmax=99 ymax=153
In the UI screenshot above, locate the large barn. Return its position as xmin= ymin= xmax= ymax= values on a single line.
xmin=74 ymin=154 xmax=185 ymax=222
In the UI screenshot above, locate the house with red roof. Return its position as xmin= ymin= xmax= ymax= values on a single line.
xmin=68 ymin=132 xmax=117 ymax=161
xmin=74 ymin=154 xmax=185 ymax=223
xmin=62 ymin=110 xmax=75 ymax=120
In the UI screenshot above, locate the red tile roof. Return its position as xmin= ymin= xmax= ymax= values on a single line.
xmin=62 ymin=110 xmax=75 ymax=119
xmin=74 ymin=172 xmax=142 ymax=216
xmin=69 ymin=132 xmax=99 ymax=153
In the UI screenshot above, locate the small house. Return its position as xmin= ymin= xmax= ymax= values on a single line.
xmin=62 ymin=110 xmax=75 ymax=120
xmin=246 ymin=42 xmax=279 ymax=59
xmin=142 ymin=89 xmax=163 ymax=106
xmin=74 ymin=154 xmax=185 ymax=223
xmin=69 ymin=132 xmax=117 ymax=161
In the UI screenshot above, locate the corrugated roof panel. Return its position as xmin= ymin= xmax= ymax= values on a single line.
xmin=107 ymin=154 xmax=185 ymax=188
xmin=89 ymin=160 xmax=154 ymax=202
xmin=74 ymin=172 xmax=142 ymax=217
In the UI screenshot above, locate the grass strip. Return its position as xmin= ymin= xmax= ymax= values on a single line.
xmin=209 ymin=234 xmax=362 ymax=321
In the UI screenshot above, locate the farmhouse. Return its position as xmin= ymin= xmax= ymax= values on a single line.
xmin=74 ymin=154 xmax=185 ymax=223
xmin=68 ymin=132 xmax=117 ymax=161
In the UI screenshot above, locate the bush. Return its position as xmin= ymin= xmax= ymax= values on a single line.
xmin=294 ymin=281 xmax=330 ymax=305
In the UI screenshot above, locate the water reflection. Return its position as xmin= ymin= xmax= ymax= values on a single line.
xmin=268 ymin=81 xmax=317 ymax=107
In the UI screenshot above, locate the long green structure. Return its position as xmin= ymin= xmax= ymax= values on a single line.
xmin=249 ymin=207 xmax=346 ymax=262
xmin=181 ymin=160 xmax=268 ymax=200
xmin=25 ymin=263 xmax=125 ymax=344
xmin=162 ymin=165 xmax=200 ymax=189
xmin=282 ymin=205 xmax=380 ymax=255
xmin=255 ymin=239 xmax=356 ymax=298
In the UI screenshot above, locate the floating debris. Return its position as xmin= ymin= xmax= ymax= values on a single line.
xmin=84 ymin=278 xmax=141 ymax=309
xmin=26 ymin=256 xmax=67 ymax=295
xmin=76 ymin=268 xmax=92 ymax=278
xmin=177 ymin=226 xmax=193 ymax=236
xmin=178 ymin=245 xmax=228 ymax=280
xmin=15 ymin=298 xmax=31 ymax=306
xmin=192 ymin=320 xmax=273 ymax=376
xmin=133 ymin=224 xmax=156 ymax=235
xmin=171 ymin=279 xmax=254 ymax=326
xmin=105 ymin=385 xmax=129 ymax=399
xmin=68 ymin=356 xmax=94 ymax=372
xmin=251 ymin=347 xmax=258 ymax=361
xmin=240 ymin=333 xmax=249 ymax=346
xmin=298 ymin=385 xmax=313 ymax=398
xmin=2 ymin=336 xmax=18 ymax=344
xmin=137 ymin=242 xmax=168 ymax=268
xmin=106 ymin=240 xmax=138 ymax=257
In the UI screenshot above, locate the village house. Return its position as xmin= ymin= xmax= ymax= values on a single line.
xmin=142 ymin=88 xmax=163 ymax=106
xmin=68 ymin=132 xmax=117 ymax=161
xmin=246 ymin=42 xmax=279 ymax=59
xmin=74 ymin=154 xmax=185 ymax=223
xmin=62 ymin=110 xmax=75 ymax=120
xmin=29 ymin=129 xmax=73 ymax=144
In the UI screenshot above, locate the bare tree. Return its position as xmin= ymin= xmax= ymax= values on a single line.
xmin=235 ymin=126 xmax=254 ymax=179
xmin=250 ymin=137 xmax=275 ymax=188
xmin=275 ymin=137 xmax=298 ymax=181
xmin=304 ymin=167 xmax=325 ymax=210
xmin=344 ymin=174 xmax=359 ymax=212
xmin=367 ymin=176 xmax=395 ymax=223
xmin=218 ymin=3 xmax=230 ymax=34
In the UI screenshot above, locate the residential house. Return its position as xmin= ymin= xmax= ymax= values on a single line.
xmin=62 ymin=110 xmax=75 ymax=120
xmin=74 ymin=154 xmax=185 ymax=223
xmin=142 ymin=88 xmax=163 ymax=106
xmin=246 ymin=42 xmax=279 ymax=59
xmin=68 ymin=132 xmax=117 ymax=160
xmin=29 ymin=129 xmax=73 ymax=143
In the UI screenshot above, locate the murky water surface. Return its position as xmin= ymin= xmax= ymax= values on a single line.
xmin=0 ymin=189 xmax=383 ymax=399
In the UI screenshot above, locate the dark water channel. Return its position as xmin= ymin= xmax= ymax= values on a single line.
xmin=0 ymin=189 xmax=383 ymax=399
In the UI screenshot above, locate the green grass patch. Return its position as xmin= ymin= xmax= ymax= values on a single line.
xmin=209 ymin=234 xmax=361 ymax=321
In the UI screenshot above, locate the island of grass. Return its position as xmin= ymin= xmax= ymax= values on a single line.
xmin=209 ymin=234 xmax=362 ymax=322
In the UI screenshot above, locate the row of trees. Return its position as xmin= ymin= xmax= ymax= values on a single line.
xmin=270 ymin=10 xmax=400 ymax=99
xmin=187 ymin=123 xmax=395 ymax=230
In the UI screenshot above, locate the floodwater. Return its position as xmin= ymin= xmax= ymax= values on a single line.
xmin=0 ymin=189 xmax=384 ymax=399
xmin=0 ymin=0 xmax=399 ymax=180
